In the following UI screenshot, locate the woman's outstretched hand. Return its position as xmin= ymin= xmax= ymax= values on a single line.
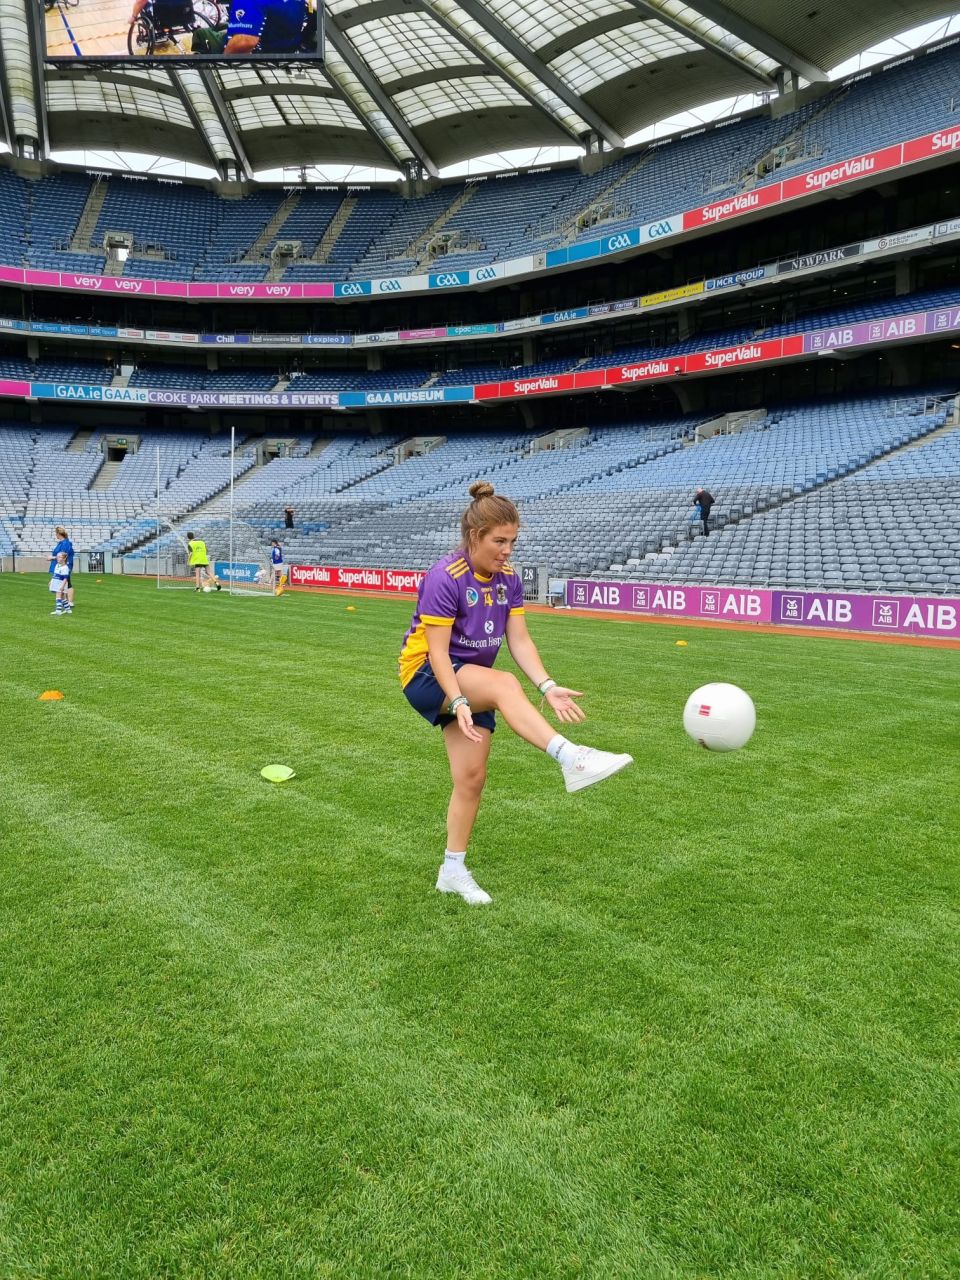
xmin=545 ymin=686 xmax=586 ymax=724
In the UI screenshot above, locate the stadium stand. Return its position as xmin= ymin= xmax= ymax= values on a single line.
xmin=0 ymin=424 xmax=35 ymax=555
xmin=755 ymin=45 xmax=959 ymax=196
xmin=351 ymin=187 xmax=460 ymax=279
xmin=0 ymin=357 xmax=115 ymax=384
xmin=25 ymin=172 xmax=105 ymax=273
xmin=91 ymin=178 xmax=222 ymax=280
xmin=0 ymin=285 xmax=944 ymax=397
xmin=0 ymin=283 xmax=935 ymax=396
xmin=193 ymin=190 xmax=285 ymax=280
xmin=219 ymin=396 xmax=955 ymax=581
xmin=0 ymin=45 xmax=957 ymax=282
xmin=5 ymin=427 xmax=254 ymax=557
xmin=5 ymin=390 xmax=954 ymax=595
xmin=285 ymin=192 xmax=406 ymax=283
xmin=128 ymin=365 xmax=281 ymax=391
xmin=635 ymin=404 xmax=960 ymax=592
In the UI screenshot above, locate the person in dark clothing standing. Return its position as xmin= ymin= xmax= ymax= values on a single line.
xmin=693 ymin=488 xmax=714 ymax=537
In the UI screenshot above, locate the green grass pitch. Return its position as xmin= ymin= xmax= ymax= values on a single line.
xmin=0 ymin=572 xmax=957 ymax=1278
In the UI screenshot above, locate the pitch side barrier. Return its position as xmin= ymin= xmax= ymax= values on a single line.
xmin=565 ymin=580 xmax=960 ymax=641
xmin=0 ymin=126 xmax=959 ymax=307
xmin=278 ymin=565 xmax=960 ymax=641
xmin=3 ymin=218 xmax=957 ymax=356
xmin=2 ymin=297 xmax=958 ymax=410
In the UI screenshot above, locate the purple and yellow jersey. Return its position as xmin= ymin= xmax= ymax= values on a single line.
xmin=399 ymin=550 xmax=525 ymax=687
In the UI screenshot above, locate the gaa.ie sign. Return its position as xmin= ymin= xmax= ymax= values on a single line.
xmin=214 ymin=561 xmax=261 ymax=582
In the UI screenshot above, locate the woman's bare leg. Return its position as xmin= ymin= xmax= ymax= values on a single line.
xmin=442 ymin=724 xmax=492 ymax=852
xmin=453 ymin=663 xmax=633 ymax=794
xmin=454 ymin=666 xmax=554 ymax=750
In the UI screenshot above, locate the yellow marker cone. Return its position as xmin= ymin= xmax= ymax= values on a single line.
xmin=38 ymin=690 xmax=64 ymax=701
xmin=675 ymin=640 xmax=688 ymax=647
xmin=261 ymin=764 xmax=295 ymax=783
xmin=346 ymin=605 xmax=357 ymax=611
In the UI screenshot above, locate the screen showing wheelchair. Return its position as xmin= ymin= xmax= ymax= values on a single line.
xmin=44 ymin=0 xmax=321 ymax=63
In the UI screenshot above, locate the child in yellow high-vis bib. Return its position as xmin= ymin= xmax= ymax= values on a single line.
xmin=187 ymin=533 xmax=221 ymax=592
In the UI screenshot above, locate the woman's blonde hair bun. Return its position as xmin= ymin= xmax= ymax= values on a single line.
xmin=460 ymin=481 xmax=519 ymax=547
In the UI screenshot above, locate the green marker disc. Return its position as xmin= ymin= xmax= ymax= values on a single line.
xmin=260 ymin=764 xmax=296 ymax=783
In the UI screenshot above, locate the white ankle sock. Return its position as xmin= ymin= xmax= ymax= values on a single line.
xmin=443 ymin=850 xmax=466 ymax=872
xmin=546 ymin=735 xmax=580 ymax=769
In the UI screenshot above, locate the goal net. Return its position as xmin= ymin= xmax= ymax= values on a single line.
xmin=153 ymin=512 xmax=278 ymax=596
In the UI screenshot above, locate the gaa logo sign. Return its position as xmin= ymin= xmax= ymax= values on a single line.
xmin=475 ymin=266 xmax=497 ymax=281
xmin=339 ymin=282 xmax=366 ymax=296
xmin=606 ymin=233 xmax=633 ymax=251
xmin=378 ymin=278 xmax=402 ymax=292
xmin=434 ymin=273 xmax=465 ymax=287
xmin=648 ymin=220 xmax=673 ymax=238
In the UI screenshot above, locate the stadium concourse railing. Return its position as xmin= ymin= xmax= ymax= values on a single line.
xmin=0 ymin=125 xmax=958 ymax=306
xmin=1 ymin=217 xmax=957 ymax=356
xmin=1 ymin=295 xmax=959 ymax=412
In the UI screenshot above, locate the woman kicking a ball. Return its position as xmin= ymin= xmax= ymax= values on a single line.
xmin=399 ymin=482 xmax=633 ymax=905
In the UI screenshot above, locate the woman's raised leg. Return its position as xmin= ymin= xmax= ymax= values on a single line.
xmin=454 ymin=663 xmax=633 ymax=794
xmin=454 ymin=665 xmax=555 ymax=749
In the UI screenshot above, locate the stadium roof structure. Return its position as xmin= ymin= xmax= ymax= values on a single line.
xmin=3 ymin=0 xmax=959 ymax=181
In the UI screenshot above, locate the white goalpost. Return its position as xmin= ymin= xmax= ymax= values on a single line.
xmin=154 ymin=429 xmax=279 ymax=596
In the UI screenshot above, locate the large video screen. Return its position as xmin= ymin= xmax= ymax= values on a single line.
xmin=43 ymin=0 xmax=322 ymax=64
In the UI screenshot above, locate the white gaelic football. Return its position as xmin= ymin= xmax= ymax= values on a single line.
xmin=683 ymin=683 xmax=756 ymax=752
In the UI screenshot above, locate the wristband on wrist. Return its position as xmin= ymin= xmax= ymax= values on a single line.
xmin=538 ymin=678 xmax=557 ymax=695
xmin=448 ymin=695 xmax=470 ymax=714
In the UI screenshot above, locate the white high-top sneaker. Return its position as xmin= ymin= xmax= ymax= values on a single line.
xmin=436 ymin=865 xmax=493 ymax=905
xmin=562 ymin=746 xmax=633 ymax=794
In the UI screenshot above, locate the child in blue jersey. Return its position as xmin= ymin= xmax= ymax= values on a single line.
xmin=49 ymin=552 xmax=71 ymax=616
xmin=399 ymin=481 xmax=632 ymax=905
xmin=270 ymin=539 xmax=284 ymax=587
xmin=50 ymin=525 xmax=74 ymax=612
